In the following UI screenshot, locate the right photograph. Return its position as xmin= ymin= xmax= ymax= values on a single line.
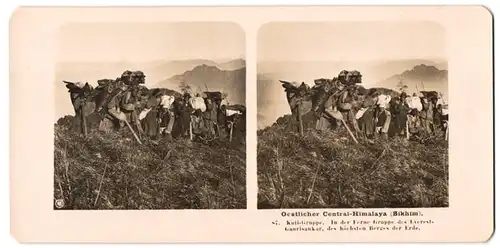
xmin=257 ymin=22 xmax=449 ymax=209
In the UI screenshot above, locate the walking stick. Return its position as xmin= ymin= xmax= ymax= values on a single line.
xmin=123 ymin=119 xmax=143 ymax=145
xmin=81 ymin=105 xmax=88 ymax=137
xmin=189 ymin=117 xmax=193 ymax=141
xmin=325 ymin=108 xmax=359 ymax=144
xmin=108 ymin=110 xmax=142 ymax=145
xmin=341 ymin=119 xmax=359 ymax=144
xmin=445 ymin=121 xmax=449 ymax=141
xmin=297 ymin=103 xmax=304 ymax=136
xmin=406 ymin=118 xmax=410 ymax=140
xmin=213 ymin=121 xmax=220 ymax=138
xmin=229 ymin=122 xmax=234 ymax=142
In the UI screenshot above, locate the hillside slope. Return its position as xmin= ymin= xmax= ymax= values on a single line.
xmin=54 ymin=117 xmax=246 ymax=210
xmin=257 ymin=115 xmax=448 ymax=209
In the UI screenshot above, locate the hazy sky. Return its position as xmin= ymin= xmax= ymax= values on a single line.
xmin=58 ymin=22 xmax=245 ymax=62
xmin=258 ymin=21 xmax=446 ymax=62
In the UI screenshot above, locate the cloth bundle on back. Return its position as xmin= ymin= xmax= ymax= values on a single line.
xmin=138 ymin=108 xmax=152 ymax=120
xmin=226 ymin=109 xmax=241 ymax=116
xmin=189 ymin=95 xmax=207 ymax=113
xmin=338 ymin=70 xmax=349 ymax=83
xmin=121 ymin=70 xmax=146 ymax=86
xmin=436 ymin=97 xmax=445 ymax=106
xmin=220 ymin=98 xmax=230 ymax=107
xmin=441 ymin=104 xmax=449 ymax=115
xmin=280 ymin=80 xmax=310 ymax=111
xmin=160 ymin=95 xmax=176 ymax=110
xmin=406 ymin=95 xmax=423 ymax=111
xmin=355 ymin=107 xmax=369 ymax=120
xmin=345 ymin=70 xmax=362 ymax=85
xmin=204 ymin=91 xmax=224 ymax=102
xmin=376 ymin=94 xmax=392 ymax=108
xmin=156 ymin=94 xmax=176 ymax=136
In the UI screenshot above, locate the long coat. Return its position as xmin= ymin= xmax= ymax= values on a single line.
xmin=391 ymin=101 xmax=410 ymax=136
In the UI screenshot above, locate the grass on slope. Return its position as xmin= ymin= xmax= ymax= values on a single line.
xmin=257 ymin=116 xmax=448 ymax=209
xmin=54 ymin=117 xmax=246 ymax=210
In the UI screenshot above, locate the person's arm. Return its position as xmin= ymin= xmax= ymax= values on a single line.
xmin=340 ymin=90 xmax=348 ymax=103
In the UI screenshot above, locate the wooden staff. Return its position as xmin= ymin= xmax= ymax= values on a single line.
xmin=214 ymin=121 xmax=220 ymax=138
xmin=341 ymin=119 xmax=359 ymax=144
xmin=297 ymin=102 xmax=304 ymax=136
xmin=189 ymin=117 xmax=193 ymax=141
xmin=445 ymin=121 xmax=449 ymax=141
xmin=108 ymin=110 xmax=142 ymax=145
xmin=82 ymin=115 xmax=88 ymax=137
xmin=406 ymin=118 xmax=410 ymax=140
xmin=81 ymin=105 xmax=88 ymax=137
xmin=315 ymin=113 xmax=323 ymax=130
xmin=123 ymin=119 xmax=143 ymax=145
xmin=229 ymin=122 xmax=234 ymax=142
xmin=324 ymin=108 xmax=359 ymax=144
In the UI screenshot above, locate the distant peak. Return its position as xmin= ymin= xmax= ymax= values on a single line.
xmin=191 ymin=64 xmax=221 ymax=72
xmin=413 ymin=64 xmax=440 ymax=71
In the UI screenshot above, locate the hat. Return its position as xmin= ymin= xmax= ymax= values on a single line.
xmin=400 ymin=92 xmax=408 ymax=98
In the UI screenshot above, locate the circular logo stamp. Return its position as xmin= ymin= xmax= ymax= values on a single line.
xmin=55 ymin=199 xmax=65 ymax=209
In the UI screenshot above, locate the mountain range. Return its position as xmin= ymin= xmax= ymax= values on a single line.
xmin=376 ymin=64 xmax=448 ymax=94
xmin=158 ymin=64 xmax=246 ymax=105
xmin=55 ymin=59 xmax=245 ymax=86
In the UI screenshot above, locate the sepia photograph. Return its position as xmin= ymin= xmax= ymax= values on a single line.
xmin=53 ymin=22 xmax=247 ymax=210
xmin=257 ymin=21 xmax=449 ymax=209
xmin=9 ymin=5 xmax=494 ymax=243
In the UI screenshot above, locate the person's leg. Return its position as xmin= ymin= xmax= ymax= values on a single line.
xmin=131 ymin=110 xmax=144 ymax=135
xmin=425 ymin=119 xmax=432 ymax=135
xmin=166 ymin=110 xmax=175 ymax=134
xmin=348 ymin=109 xmax=361 ymax=134
xmin=381 ymin=110 xmax=391 ymax=139
xmin=108 ymin=107 xmax=125 ymax=129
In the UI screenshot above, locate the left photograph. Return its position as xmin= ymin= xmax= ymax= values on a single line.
xmin=53 ymin=22 xmax=247 ymax=210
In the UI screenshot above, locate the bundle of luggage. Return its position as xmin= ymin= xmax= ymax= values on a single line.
xmin=226 ymin=104 xmax=245 ymax=113
xmin=406 ymin=94 xmax=423 ymax=111
xmin=203 ymin=91 xmax=224 ymax=102
xmin=120 ymin=70 xmax=146 ymax=85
